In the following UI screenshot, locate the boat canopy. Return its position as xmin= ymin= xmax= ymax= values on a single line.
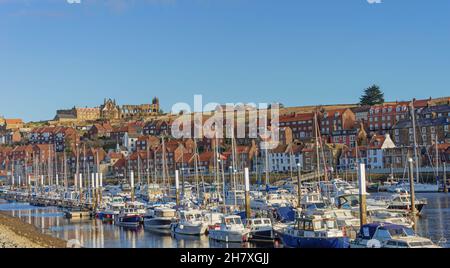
xmin=359 ymin=223 xmax=407 ymax=239
xmin=275 ymin=206 xmax=295 ymax=222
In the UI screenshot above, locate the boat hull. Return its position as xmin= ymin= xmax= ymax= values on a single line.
xmin=388 ymin=203 xmax=425 ymax=213
xmin=248 ymin=229 xmax=275 ymax=242
xmin=208 ymin=230 xmax=248 ymax=243
xmin=144 ymin=219 xmax=173 ymax=234
xmin=172 ymin=223 xmax=208 ymax=236
xmin=116 ymin=215 xmax=142 ymax=227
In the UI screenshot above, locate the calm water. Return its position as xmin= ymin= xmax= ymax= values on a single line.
xmin=0 ymin=200 xmax=276 ymax=248
xmin=1 ymin=193 xmax=449 ymax=248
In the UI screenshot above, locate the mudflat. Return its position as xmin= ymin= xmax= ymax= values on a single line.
xmin=0 ymin=212 xmax=66 ymax=248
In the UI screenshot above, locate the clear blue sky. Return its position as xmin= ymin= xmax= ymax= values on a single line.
xmin=1 ymin=0 xmax=449 ymax=122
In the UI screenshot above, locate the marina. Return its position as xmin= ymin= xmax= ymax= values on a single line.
xmin=1 ymin=171 xmax=449 ymax=248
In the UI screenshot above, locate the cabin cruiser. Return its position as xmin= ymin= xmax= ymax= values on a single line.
xmin=366 ymin=208 xmax=414 ymax=228
xmin=387 ymin=182 xmax=439 ymax=193
xmin=376 ymin=176 xmax=400 ymax=192
xmin=115 ymin=207 xmax=142 ymax=227
xmin=202 ymin=211 xmax=224 ymax=228
xmin=171 ymin=210 xmax=208 ymax=235
xmin=384 ymin=191 xmax=427 ymax=213
xmin=300 ymin=192 xmax=329 ymax=212
xmin=246 ymin=218 xmax=274 ymax=242
xmin=126 ymin=201 xmax=147 ymax=215
xmin=278 ymin=214 xmax=349 ymax=248
xmin=321 ymin=179 xmax=359 ymax=197
xmin=208 ymin=215 xmax=250 ymax=243
xmin=350 ymin=223 xmax=439 ymax=248
xmin=250 ymin=192 xmax=292 ymax=210
xmin=97 ymin=196 xmax=126 ymax=222
xmin=143 ymin=207 xmax=177 ymax=234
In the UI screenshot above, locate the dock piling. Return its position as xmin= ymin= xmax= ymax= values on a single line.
xmin=358 ymin=163 xmax=367 ymax=226
xmin=244 ymin=167 xmax=251 ymax=220
xmin=175 ymin=170 xmax=180 ymax=206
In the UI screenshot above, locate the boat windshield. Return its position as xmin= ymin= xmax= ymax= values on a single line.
xmin=253 ymin=219 xmax=262 ymax=225
xmin=225 ymin=217 xmax=242 ymax=225
xmin=388 ymin=227 xmax=413 ymax=237
xmin=185 ymin=213 xmax=202 ymax=221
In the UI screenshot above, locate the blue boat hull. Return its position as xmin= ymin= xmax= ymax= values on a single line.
xmin=280 ymin=234 xmax=349 ymax=248
xmin=249 ymin=230 xmax=274 ymax=242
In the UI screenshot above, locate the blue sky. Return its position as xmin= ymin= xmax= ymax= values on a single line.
xmin=0 ymin=0 xmax=449 ymax=121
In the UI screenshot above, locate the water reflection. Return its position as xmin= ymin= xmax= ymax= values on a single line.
xmin=415 ymin=193 xmax=450 ymax=247
xmin=0 ymin=199 xmax=258 ymax=248
xmin=2 ymin=194 xmax=450 ymax=248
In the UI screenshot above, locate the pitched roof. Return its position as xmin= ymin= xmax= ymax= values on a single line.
xmin=5 ymin=119 xmax=23 ymax=125
xmin=279 ymin=113 xmax=314 ymax=123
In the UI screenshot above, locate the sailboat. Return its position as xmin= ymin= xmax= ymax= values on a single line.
xmin=401 ymin=101 xmax=439 ymax=193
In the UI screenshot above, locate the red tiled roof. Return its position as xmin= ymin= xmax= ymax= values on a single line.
xmin=279 ymin=113 xmax=314 ymax=123
xmin=5 ymin=119 xmax=23 ymax=125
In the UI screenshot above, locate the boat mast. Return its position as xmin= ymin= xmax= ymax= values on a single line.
xmin=314 ymin=110 xmax=321 ymax=183
xmin=75 ymin=143 xmax=80 ymax=192
xmin=409 ymin=101 xmax=420 ymax=184
xmin=146 ymin=142 xmax=151 ymax=200
xmin=193 ymin=139 xmax=200 ymax=200
xmin=231 ymin=134 xmax=237 ymax=207
xmin=435 ymin=133 xmax=439 ymax=180
xmin=63 ymin=150 xmax=68 ymax=192
xmin=264 ymin=145 xmax=269 ymax=188
xmin=54 ymin=143 xmax=58 ymax=187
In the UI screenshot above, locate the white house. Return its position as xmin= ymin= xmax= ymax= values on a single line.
xmin=267 ymin=144 xmax=303 ymax=173
xmin=367 ymin=133 xmax=396 ymax=169
xmin=123 ymin=132 xmax=139 ymax=152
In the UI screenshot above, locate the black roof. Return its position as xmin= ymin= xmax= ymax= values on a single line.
xmin=393 ymin=117 xmax=449 ymax=129
xmin=419 ymin=104 xmax=450 ymax=114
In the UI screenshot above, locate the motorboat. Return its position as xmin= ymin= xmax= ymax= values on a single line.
xmin=143 ymin=206 xmax=177 ymax=234
xmin=385 ymin=192 xmax=427 ymax=213
xmin=278 ymin=214 xmax=349 ymax=248
xmin=350 ymin=222 xmax=439 ymax=248
xmin=115 ymin=207 xmax=142 ymax=228
xmin=246 ymin=218 xmax=274 ymax=242
xmin=387 ymin=182 xmax=439 ymax=193
xmin=171 ymin=209 xmax=208 ymax=236
xmin=208 ymin=215 xmax=249 ymax=243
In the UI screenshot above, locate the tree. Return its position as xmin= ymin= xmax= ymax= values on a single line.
xmin=359 ymin=85 xmax=385 ymax=106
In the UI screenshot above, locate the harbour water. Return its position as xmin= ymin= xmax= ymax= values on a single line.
xmin=0 ymin=199 xmax=278 ymax=248
xmin=1 ymin=193 xmax=449 ymax=248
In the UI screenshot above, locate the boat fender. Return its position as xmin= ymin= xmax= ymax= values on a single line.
xmin=179 ymin=225 xmax=184 ymax=230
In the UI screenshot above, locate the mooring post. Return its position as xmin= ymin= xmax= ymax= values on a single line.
xmin=175 ymin=170 xmax=180 ymax=206
xmin=99 ymin=173 xmax=103 ymax=203
xmin=244 ymin=167 xmax=251 ymax=220
xmin=130 ymin=170 xmax=135 ymax=202
xmin=358 ymin=163 xmax=367 ymax=226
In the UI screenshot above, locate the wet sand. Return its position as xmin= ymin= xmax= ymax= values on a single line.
xmin=0 ymin=212 xmax=66 ymax=248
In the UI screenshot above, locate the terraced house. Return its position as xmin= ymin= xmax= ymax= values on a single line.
xmin=28 ymin=127 xmax=79 ymax=152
